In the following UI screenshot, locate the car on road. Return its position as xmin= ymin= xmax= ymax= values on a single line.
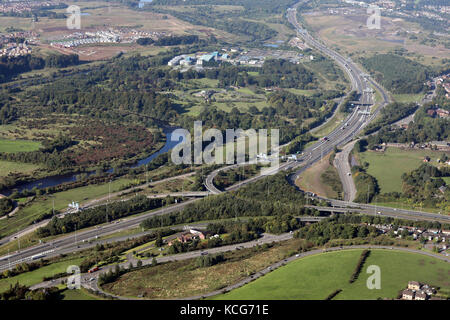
xmin=201 ymin=252 xmax=208 ymax=256
xmin=347 ymin=172 xmax=351 ymax=176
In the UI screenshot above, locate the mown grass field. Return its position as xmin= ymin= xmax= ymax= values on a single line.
xmin=217 ymin=249 xmax=362 ymax=300
xmin=357 ymin=147 xmax=449 ymax=194
xmin=392 ymin=93 xmax=424 ymax=104
xmin=337 ymin=250 xmax=450 ymax=299
xmin=0 ymin=258 xmax=84 ymax=292
xmin=0 ymin=139 xmax=41 ymax=153
xmin=217 ymin=249 xmax=450 ymax=300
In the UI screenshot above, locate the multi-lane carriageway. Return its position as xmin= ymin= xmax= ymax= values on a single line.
xmin=0 ymin=1 xmax=447 ymax=272
xmin=283 ymin=3 xmax=391 ymax=180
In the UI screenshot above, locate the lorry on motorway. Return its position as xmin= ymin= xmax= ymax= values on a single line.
xmin=31 ymin=253 xmax=46 ymax=260
xmin=0 ymin=254 xmax=13 ymax=261
xmin=88 ymin=266 xmax=99 ymax=273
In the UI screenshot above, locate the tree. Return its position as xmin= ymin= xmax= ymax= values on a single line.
xmin=155 ymin=233 xmax=164 ymax=247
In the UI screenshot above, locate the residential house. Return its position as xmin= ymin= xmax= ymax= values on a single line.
xmin=402 ymin=289 xmax=415 ymax=300
xmin=436 ymin=108 xmax=449 ymax=118
xmin=168 ymin=229 xmax=206 ymax=246
xmin=415 ymin=292 xmax=427 ymax=300
xmin=408 ymin=281 xmax=421 ymax=290
xmin=427 ymin=108 xmax=436 ymax=117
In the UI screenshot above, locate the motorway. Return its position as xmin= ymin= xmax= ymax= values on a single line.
xmin=285 ymin=2 xmax=391 ymax=182
xmin=0 ymin=0 xmax=447 ymax=278
xmin=203 ymin=2 xmax=448 ymax=224
xmin=205 ymin=3 xmax=389 ymax=195
xmin=0 ymin=171 xmax=198 ymax=247
xmin=314 ymin=197 xmax=450 ymax=223
xmin=0 ymin=199 xmax=197 ymax=271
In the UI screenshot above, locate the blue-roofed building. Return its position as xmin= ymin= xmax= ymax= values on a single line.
xmin=201 ymin=54 xmax=215 ymax=62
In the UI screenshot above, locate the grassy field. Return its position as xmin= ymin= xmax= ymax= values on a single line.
xmin=296 ymin=152 xmax=337 ymax=198
xmin=392 ymin=93 xmax=424 ymax=104
xmin=0 ymin=139 xmax=41 ymax=153
xmin=357 ymin=147 xmax=449 ymax=194
xmin=216 ymin=249 xmax=362 ymax=300
xmin=337 ymin=250 xmax=450 ymax=299
xmin=312 ymin=109 xmax=344 ymax=138
xmin=101 ymin=239 xmax=306 ymax=299
xmin=146 ymin=176 xmax=197 ymax=194
xmin=61 ymin=288 xmax=101 ymax=300
xmin=0 ymin=160 xmax=41 ymax=177
xmin=217 ymin=249 xmax=450 ymax=300
xmin=0 ymin=257 xmax=84 ymax=292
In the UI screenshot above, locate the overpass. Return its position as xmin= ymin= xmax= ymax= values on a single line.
xmin=147 ymin=191 xmax=211 ymax=198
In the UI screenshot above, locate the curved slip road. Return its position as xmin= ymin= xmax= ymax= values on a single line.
xmin=333 ymin=140 xmax=357 ymax=202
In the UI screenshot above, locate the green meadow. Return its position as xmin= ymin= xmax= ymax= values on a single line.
xmin=216 ymin=249 xmax=450 ymax=300
xmin=0 ymin=258 xmax=84 ymax=292
xmin=0 ymin=139 xmax=42 ymax=153
xmin=0 ymin=160 xmax=41 ymax=177
xmin=357 ymin=147 xmax=449 ymax=194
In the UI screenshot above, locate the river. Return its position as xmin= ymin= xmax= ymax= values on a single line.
xmin=1 ymin=127 xmax=185 ymax=196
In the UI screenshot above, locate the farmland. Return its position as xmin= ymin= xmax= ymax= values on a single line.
xmin=0 ymin=160 xmax=41 ymax=178
xmin=355 ymin=147 xmax=449 ymax=194
xmin=0 ymin=139 xmax=41 ymax=153
xmin=217 ymin=249 xmax=450 ymax=300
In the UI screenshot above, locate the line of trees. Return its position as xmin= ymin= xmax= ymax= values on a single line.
xmin=349 ymin=249 xmax=371 ymax=283
xmin=0 ymin=54 xmax=80 ymax=83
